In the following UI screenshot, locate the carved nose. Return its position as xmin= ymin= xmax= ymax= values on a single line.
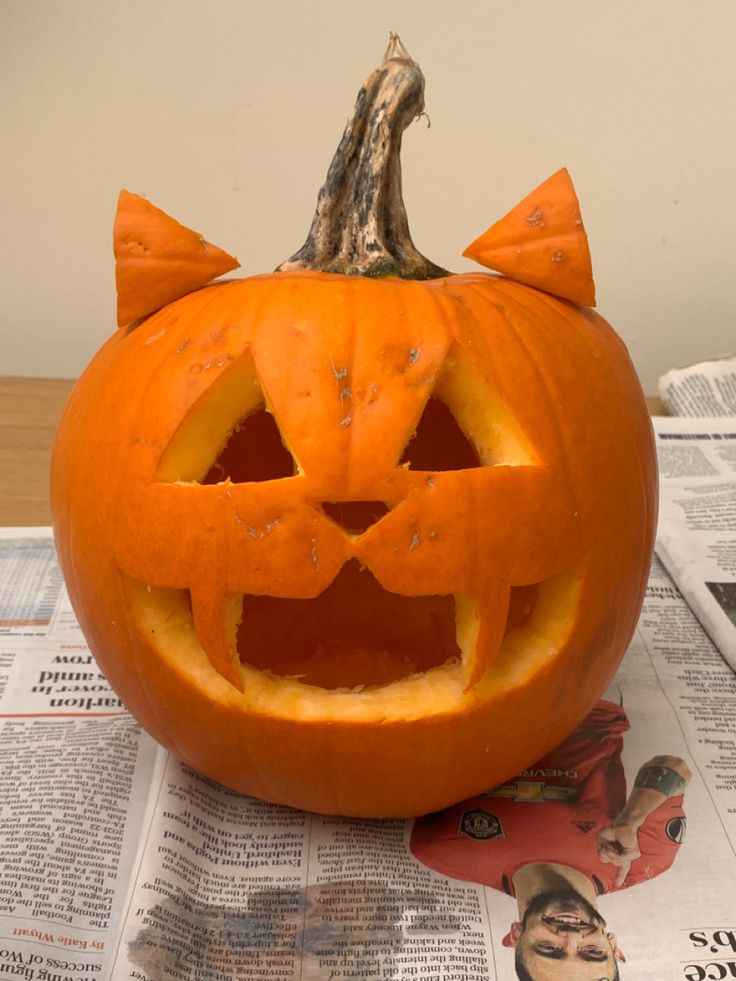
xmin=321 ymin=501 xmax=390 ymax=535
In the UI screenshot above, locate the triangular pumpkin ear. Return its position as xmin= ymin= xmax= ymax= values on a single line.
xmin=463 ymin=168 xmax=596 ymax=307
xmin=114 ymin=190 xmax=240 ymax=328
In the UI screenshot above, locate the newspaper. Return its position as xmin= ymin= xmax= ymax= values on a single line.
xmin=658 ymin=355 xmax=736 ymax=417
xmin=654 ymin=356 xmax=736 ymax=672
xmin=652 ymin=415 xmax=736 ymax=674
xmin=1 ymin=527 xmax=735 ymax=981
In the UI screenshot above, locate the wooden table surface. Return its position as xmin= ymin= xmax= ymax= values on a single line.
xmin=0 ymin=376 xmax=665 ymax=527
xmin=0 ymin=376 xmax=75 ymax=526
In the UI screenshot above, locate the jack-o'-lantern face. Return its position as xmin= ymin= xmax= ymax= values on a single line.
xmin=114 ymin=275 xmax=582 ymax=699
xmin=52 ymin=270 xmax=655 ymax=817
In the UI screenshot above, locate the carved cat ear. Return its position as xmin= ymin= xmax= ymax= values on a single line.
xmin=114 ymin=190 xmax=240 ymax=328
xmin=463 ymin=168 xmax=596 ymax=307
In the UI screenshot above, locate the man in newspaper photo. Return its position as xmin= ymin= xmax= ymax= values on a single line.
xmin=410 ymin=700 xmax=691 ymax=980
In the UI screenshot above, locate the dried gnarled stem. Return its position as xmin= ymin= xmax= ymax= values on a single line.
xmin=278 ymin=34 xmax=448 ymax=280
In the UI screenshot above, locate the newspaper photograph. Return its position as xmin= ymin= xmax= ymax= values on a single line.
xmin=1 ymin=528 xmax=735 ymax=981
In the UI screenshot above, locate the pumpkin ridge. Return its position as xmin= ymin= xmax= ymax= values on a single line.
xmin=129 ymin=289 xmax=246 ymax=464
xmin=527 ymin=287 xmax=658 ymax=601
xmin=488 ymin=279 xmax=654 ymax=690
xmin=144 ymin=279 xmax=275 ymax=462
xmin=456 ymin=278 xmax=564 ymax=469
xmin=474 ymin=279 xmax=585 ymax=515
xmin=438 ymin=277 xmax=545 ymax=465
xmin=459 ymin=280 xmax=587 ymax=650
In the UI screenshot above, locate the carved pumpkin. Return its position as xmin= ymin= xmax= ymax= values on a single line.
xmin=51 ymin=37 xmax=657 ymax=817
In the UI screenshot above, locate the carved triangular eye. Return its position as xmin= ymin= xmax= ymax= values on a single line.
xmin=203 ymin=410 xmax=296 ymax=484
xmin=400 ymin=398 xmax=480 ymax=472
xmin=155 ymin=354 xmax=299 ymax=484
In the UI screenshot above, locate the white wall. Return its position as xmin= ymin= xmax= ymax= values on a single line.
xmin=2 ymin=0 xmax=735 ymax=392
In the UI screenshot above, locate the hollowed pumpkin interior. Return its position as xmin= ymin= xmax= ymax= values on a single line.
xmin=127 ymin=571 xmax=577 ymax=721
xmin=235 ymin=560 xmax=461 ymax=688
xmin=233 ymin=566 xmax=541 ymax=689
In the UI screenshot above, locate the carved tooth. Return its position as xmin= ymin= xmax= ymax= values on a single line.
xmin=190 ymin=586 xmax=244 ymax=692
xmin=462 ymin=585 xmax=510 ymax=690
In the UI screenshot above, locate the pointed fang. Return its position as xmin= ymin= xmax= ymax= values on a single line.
xmin=190 ymin=587 xmax=244 ymax=692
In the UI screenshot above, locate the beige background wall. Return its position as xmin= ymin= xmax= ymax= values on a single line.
xmin=2 ymin=0 xmax=735 ymax=393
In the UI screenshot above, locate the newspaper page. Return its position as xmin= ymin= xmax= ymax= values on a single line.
xmin=0 ymin=528 xmax=165 ymax=981
xmin=658 ymin=355 xmax=736 ymax=417
xmin=1 ymin=528 xmax=735 ymax=981
xmin=653 ymin=416 xmax=736 ymax=672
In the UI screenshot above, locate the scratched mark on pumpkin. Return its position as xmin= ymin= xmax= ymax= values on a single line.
xmin=144 ymin=328 xmax=166 ymax=346
xmin=122 ymin=238 xmax=150 ymax=253
xmin=411 ymin=375 xmax=435 ymax=389
xmin=232 ymin=514 xmax=282 ymax=539
xmin=330 ymin=357 xmax=352 ymax=426
xmin=526 ymin=207 xmax=545 ymax=228
xmin=330 ymin=355 xmax=348 ymax=381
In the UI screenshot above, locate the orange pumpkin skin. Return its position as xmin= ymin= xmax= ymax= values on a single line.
xmin=51 ymin=268 xmax=656 ymax=817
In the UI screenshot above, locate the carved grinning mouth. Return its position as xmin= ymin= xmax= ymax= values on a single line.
xmin=233 ymin=561 xmax=540 ymax=690
xmin=126 ymin=567 xmax=575 ymax=711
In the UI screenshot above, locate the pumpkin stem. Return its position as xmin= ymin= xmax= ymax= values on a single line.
xmin=277 ymin=33 xmax=449 ymax=280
